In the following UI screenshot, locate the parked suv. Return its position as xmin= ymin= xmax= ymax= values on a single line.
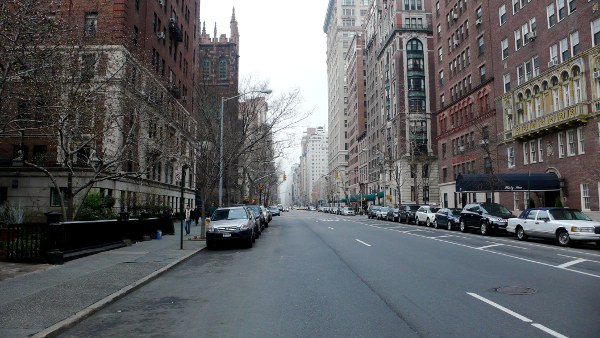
xmin=415 ymin=205 xmax=440 ymax=226
xmin=367 ymin=205 xmax=381 ymax=219
xmin=459 ymin=202 xmax=515 ymax=235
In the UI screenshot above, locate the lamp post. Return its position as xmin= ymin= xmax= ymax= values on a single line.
xmin=179 ymin=163 xmax=189 ymax=250
xmin=219 ymin=89 xmax=272 ymax=207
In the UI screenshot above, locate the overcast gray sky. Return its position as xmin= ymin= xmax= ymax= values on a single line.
xmin=200 ymin=1 xmax=329 ymax=170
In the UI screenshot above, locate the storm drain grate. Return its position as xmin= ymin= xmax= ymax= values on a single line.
xmin=492 ymin=286 xmax=537 ymax=295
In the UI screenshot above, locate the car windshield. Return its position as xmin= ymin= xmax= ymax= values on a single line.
xmin=430 ymin=208 xmax=440 ymax=213
xmin=451 ymin=209 xmax=462 ymax=216
xmin=211 ymin=208 xmax=247 ymax=221
xmin=408 ymin=206 xmax=420 ymax=211
xmin=372 ymin=206 xmax=381 ymax=210
xmin=482 ymin=204 xmax=511 ymax=214
xmin=549 ymin=209 xmax=592 ymax=221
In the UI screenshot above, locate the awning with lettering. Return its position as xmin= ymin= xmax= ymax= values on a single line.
xmin=455 ymin=173 xmax=560 ymax=192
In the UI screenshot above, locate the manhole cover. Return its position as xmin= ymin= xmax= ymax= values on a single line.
xmin=492 ymin=286 xmax=537 ymax=295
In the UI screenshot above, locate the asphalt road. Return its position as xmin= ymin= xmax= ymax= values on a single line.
xmin=59 ymin=211 xmax=600 ymax=338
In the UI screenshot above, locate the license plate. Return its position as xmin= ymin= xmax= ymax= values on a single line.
xmin=222 ymin=233 xmax=231 ymax=238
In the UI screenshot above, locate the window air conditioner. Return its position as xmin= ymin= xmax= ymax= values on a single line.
xmin=548 ymin=58 xmax=558 ymax=67
xmin=458 ymin=145 xmax=465 ymax=152
xmin=157 ymin=32 xmax=165 ymax=40
xmin=453 ymin=13 xmax=458 ymax=20
xmin=158 ymin=0 xmax=164 ymax=6
xmin=475 ymin=18 xmax=482 ymax=26
xmin=593 ymin=70 xmax=600 ymax=79
xmin=527 ymin=31 xmax=536 ymax=41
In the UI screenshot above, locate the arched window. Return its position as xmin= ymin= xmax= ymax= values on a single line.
xmin=219 ymin=57 xmax=228 ymax=80
xmin=407 ymin=39 xmax=423 ymax=51
xmin=202 ymin=59 xmax=211 ymax=80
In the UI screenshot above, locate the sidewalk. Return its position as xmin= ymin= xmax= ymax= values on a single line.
xmin=0 ymin=221 xmax=205 ymax=338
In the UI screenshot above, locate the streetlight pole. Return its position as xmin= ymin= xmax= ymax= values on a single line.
xmin=218 ymin=89 xmax=272 ymax=207
xmin=180 ymin=164 xmax=188 ymax=250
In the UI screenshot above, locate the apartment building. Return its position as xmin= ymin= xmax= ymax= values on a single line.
xmin=495 ymin=1 xmax=600 ymax=214
xmin=433 ymin=0 xmax=498 ymax=208
xmin=363 ymin=0 xmax=439 ymax=207
xmin=323 ymin=0 xmax=370 ymax=203
xmin=0 ymin=0 xmax=200 ymax=219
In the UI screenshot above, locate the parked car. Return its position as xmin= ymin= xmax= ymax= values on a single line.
xmin=386 ymin=207 xmax=400 ymax=222
xmin=376 ymin=207 xmax=389 ymax=220
xmin=260 ymin=205 xmax=272 ymax=226
xmin=269 ymin=206 xmax=281 ymax=216
xmin=367 ymin=205 xmax=381 ymax=219
xmin=459 ymin=202 xmax=515 ymax=235
xmin=277 ymin=204 xmax=284 ymax=212
xmin=244 ymin=204 xmax=264 ymax=237
xmin=415 ymin=205 xmax=440 ymax=226
xmin=206 ymin=206 xmax=256 ymax=249
xmin=399 ymin=205 xmax=420 ymax=224
xmin=506 ymin=207 xmax=600 ymax=247
xmin=434 ymin=208 xmax=462 ymax=230
xmin=342 ymin=207 xmax=355 ymax=216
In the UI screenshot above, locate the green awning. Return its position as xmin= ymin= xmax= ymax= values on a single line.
xmin=364 ymin=194 xmax=376 ymax=201
xmin=377 ymin=191 xmax=384 ymax=198
xmin=341 ymin=198 xmax=347 ymax=203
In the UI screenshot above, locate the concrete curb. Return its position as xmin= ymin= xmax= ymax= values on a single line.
xmin=32 ymin=247 xmax=204 ymax=338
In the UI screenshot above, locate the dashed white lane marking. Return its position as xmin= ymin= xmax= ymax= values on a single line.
xmin=467 ymin=292 xmax=532 ymax=322
xmin=557 ymin=258 xmax=587 ymax=269
xmin=476 ymin=243 xmax=504 ymax=250
xmin=327 ymin=227 xmax=335 ymax=230
xmin=355 ymin=239 xmax=372 ymax=247
xmin=467 ymin=292 xmax=567 ymax=338
xmin=467 ymin=293 xmax=569 ymax=338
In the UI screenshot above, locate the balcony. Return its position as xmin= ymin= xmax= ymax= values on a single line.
xmin=512 ymin=103 xmax=588 ymax=139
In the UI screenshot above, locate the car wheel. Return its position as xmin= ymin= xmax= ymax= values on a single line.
xmin=516 ymin=226 xmax=527 ymax=241
xmin=433 ymin=219 xmax=439 ymax=229
xmin=480 ymin=221 xmax=489 ymax=236
xmin=426 ymin=218 xmax=432 ymax=227
xmin=557 ymin=230 xmax=571 ymax=247
xmin=416 ymin=217 xmax=420 ymax=225
xmin=447 ymin=221 xmax=453 ymax=231
xmin=460 ymin=220 xmax=467 ymax=232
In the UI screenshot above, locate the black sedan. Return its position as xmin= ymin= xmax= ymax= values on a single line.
xmin=399 ymin=205 xmax=420 ymax=224
xmin=434 ymin=208 xmax=462 ymax=230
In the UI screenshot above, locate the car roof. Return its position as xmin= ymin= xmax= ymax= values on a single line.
xmin=524 ymin=207 xmax=579 ymax=211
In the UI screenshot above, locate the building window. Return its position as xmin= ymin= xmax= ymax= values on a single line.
xmin=507 ymin=146 xmax=515 ymax=168
xmin=202 ymin=59 xmax=211 ymax=80
xmin=581 ymin=183 xmax=591 ymax=211
xmin=514 ymin=29 xmax=522 ymax=50
xmin=503 ymin=73 xmax=512 ymax=93
xmin=557 ymin=0 xmax=566 ymax=21
xmin=559 ymin=38 xmax=569 ymax=62
xmin=479 ymin=65 xmax=486 ymax=83
xmin=593 ymin=17 xmax=600 ymax=46
xmin=523 ymin=142 xmax=528 ymax=165
xmin=577 ymin=126 xmax=585 ymax=154
xmin=50 ymin=188 xmax=67 ymax=207
xmin=558 ymin=131 xmax=565 ymax=158
xmin=478 ymin=36 xmax=485 ymax=55
xmin=529 ymin=140 xmax=537 ymax=163
xmin=499 ymin=4 xmax=506 ymax=26
xmin=537 ymin=138 xmax=544 ymax=162
xmin=567 ymin=129 xmax=576 ymax=156
xmin=547 ymin=4 xmax=556 ymax=28
xmin=84 ymin=12 xmax=98 ymax=37
xmin=501 ymin=39 xmax=509 ymax=60
xmin=514 ymin=192 xmax=520 ymax=211
xmin=219 ymin=57 xmax=227 ymax=80
xmin=81 ymin=54 xmax=97 ymax=80
xmin=570 ymin=31 xmax=580 ymax=55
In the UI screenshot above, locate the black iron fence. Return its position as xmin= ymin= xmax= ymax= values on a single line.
xmin=1 ymin=214 xmax=175 ymax=264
